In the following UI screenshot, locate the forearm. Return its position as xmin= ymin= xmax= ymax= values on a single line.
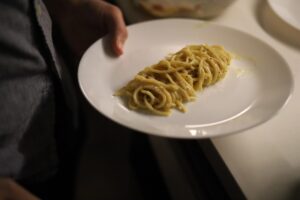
xmin=43 ymin=0 xmax=105 ymax=20
xmin=42 ymin=0 xmax=127 ymax=58
xmin=43 ymin=0 xmax=75 ymax=22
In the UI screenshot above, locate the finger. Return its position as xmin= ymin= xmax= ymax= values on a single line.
xmin=105 ymin=5 xmax=128 ymax=56
xmin=0 ymin=178 xmax=40 ymax=200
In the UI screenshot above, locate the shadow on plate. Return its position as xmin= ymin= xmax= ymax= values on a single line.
xmin=101 ymin=35 xmax=119 ymax=58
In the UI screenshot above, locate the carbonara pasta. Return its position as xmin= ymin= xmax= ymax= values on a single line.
xmin=115 ymin=44 xmax=232 ymax=116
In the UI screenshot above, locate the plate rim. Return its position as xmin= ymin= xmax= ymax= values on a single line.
xmin=267 ymin=0 xmax=300 ymax=31
xmin=78 ymin=18 xmax=294 ymax=139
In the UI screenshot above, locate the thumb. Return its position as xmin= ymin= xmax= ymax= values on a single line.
xmin=106 ymin=5 xmax=128 ymax=56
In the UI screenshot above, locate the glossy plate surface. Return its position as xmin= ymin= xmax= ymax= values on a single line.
xmin=78 ymin=19 xmax=293 ymax=138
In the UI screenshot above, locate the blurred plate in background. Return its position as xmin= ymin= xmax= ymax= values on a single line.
xmin=268 ymin=0 xmax=300 ymax=31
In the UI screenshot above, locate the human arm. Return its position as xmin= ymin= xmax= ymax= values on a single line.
xmin=43 ymin=0 xmax=128 ymax=61
xmin=0 ymin=178 xmax=39 ymax=200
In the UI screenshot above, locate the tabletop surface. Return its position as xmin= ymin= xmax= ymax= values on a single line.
xmin=115 ymin=0 xmax=300 ymax=199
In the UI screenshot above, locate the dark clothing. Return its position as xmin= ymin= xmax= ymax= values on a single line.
xmin=0 ymin=0 xmax=79 ymax=187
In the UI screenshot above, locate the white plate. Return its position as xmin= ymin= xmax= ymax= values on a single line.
xmin=78 ymin=19 xmax=293 ymax=139
xmin=268 ymin=0 xmax=300 ymax=31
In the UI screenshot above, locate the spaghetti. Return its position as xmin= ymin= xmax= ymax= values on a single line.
xmin=115 ymin=44 xmax=232 ymax=116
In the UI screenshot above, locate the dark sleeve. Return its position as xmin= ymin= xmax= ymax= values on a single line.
xmin=0 ymin=0 xmax=58 ymax=181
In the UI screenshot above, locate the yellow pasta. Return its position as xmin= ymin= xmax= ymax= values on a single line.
xmin=115 ymin=44 xmax=232 ymax=116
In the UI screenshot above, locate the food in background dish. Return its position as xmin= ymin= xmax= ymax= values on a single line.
xmin=135 ymin=0 xmax=236 ymax=18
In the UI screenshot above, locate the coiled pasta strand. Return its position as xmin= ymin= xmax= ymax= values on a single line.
xmin=115 ymin=44 xmax=232 ymax=116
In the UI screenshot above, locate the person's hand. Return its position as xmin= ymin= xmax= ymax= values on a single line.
xmin=45 ymin=0 xmax=128 ymax=61
xmin=0 ymin=178 xmax=39 ymax=200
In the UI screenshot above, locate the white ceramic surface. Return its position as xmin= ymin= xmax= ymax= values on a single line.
xmin=78 ymin=19 xmax=293 ymax=139
xmin=268 ymin=0 xmax=300 ymax=31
